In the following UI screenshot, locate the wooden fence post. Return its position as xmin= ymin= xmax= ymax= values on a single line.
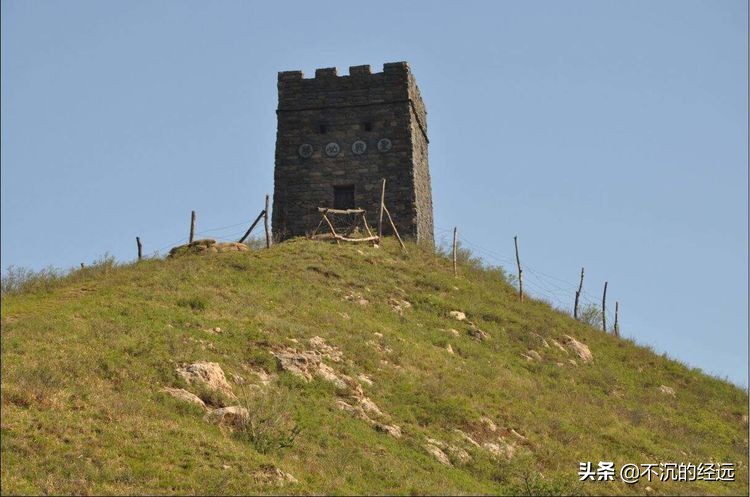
xmin=378 ymin=178 xmax=386 ymax=239
xmin=602 ymin=281 xmax=608 ymax=332
xmin=514 ymin=236 xmax=523 ymax=302
xmin=264 ymin=194 xmax=272 ymax=249
xmin=136 ymin=237 xmax=143 ymax=261
xmin=189 ymin=210 xmax=196 ymax=244
xmin=614 ymin=301 xmax=620 ymax=337
xmin=574 ymin=267 xmax=584 ymax=320
xmin=452 ymin=227 xmax=458 ymax=277
xmin=382 ymin=205 xmax=406 ymax=252
xmin=238 ymin=210 xmax=266 ymax=244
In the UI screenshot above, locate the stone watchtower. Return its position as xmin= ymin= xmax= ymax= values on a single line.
xmin=272 ymin=61 xmax=433 ymax=243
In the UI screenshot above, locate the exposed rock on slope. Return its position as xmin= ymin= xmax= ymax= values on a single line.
xmin=169 ymin=239 xmax=249 ymax=257
xmin=176 ymin=361 xmax=237 ymax=400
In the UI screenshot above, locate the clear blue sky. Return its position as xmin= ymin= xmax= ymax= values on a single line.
xmin=2 ymin=1 xmax=747 ymax=386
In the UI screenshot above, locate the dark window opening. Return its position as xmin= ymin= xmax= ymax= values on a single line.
xmin=319 ymin=124 xmax=328 ymax=134
xmin=333 ymin=185 xmax=355 ymax=209
xmin=363 ymin=122 xmax=373 ymax=132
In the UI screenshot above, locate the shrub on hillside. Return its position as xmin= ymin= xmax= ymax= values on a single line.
xmin=233 ymin=384 xmax=300 ymax=454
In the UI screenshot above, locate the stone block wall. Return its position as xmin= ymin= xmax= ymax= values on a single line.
xmin=273 ymin=61 xmax=433 ymax=243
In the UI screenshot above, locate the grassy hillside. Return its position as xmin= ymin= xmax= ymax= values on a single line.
xmin=1 ymin=238 xmax=747 ymax=495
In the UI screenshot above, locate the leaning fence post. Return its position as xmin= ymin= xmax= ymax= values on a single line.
xmin=238 ymin=210 xmax=266 ymax=244
xmin=189 ymin=210 xmax=196 ymax=244
xmin=574 ymin=267 xmax=584 ymax=320
xmin=514 ymin=236 xmax=523 ymax=302
xmin=602 ymin=281 xmax=608 ymax=332
xmin=136 ymin=237 xmax=143 ymax=261
xmin=264 ymin=194 xmax=272 ymax=249
xmin=382 ymin=205 xmax=406 ymax=252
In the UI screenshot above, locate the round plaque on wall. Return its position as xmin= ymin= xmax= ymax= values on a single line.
xmin=324 ymin=142 xmax=341 ymax=157
xmin=351 ymin=140 xmax=367 ymax=155
xmin=298 ymin=143 xmax=313 ymax=158
xmin=377 ymin=138 xmax=392 ymax=152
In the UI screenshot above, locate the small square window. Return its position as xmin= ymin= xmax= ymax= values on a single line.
xmin=363 ymin=122 xmax=373 ymax=132
xmin=319 ymin=124 xmax=328 ymax=134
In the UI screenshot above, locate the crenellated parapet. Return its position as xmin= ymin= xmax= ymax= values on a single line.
xmin=276 ymin=62 xmax=426 ymax=137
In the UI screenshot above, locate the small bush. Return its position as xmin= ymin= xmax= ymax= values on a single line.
xmin=177 ymin=296 xmax=208 ymax=311
xmin=243 ymin=235 xmax=267 ymax=251
xmin=578 ymin=303 xmax=603 ymax=329
xmin=1 ymin=265 xmax=63 ymax=295
xmin=233 ymin=384 xmax=300 ymax=454
xmin=504 ymin=471 xmax=580 ymax=496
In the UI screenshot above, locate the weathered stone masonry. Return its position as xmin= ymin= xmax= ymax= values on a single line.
xmin=273 ymin=61 xmax=434 ymax=243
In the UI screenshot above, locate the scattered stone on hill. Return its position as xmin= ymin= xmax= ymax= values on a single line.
xmin=184 ymin=336 xmax=217 ymax=352
xmin=446 ymin=344 xmax=454 ymax=355
xmin=162 ymin=387 xmax=207 ymax=409
xmin=389 ymin=297 xmax=412 ymax=315
xmin=531 ymin=332 xmax=550 ymax=349
xmin=510 ymin=429 xmax=528 ymax=442
xmin=659 ymin=385 xmax=676 ymax=397
xmin=248 ymin=368 xmax=274 ymax=386
xmin=272 ymin=340 xmax=344 ymax=383
xmin=449 ymin=310 xmax=467 ymax=322
xmin=374 ymin=422 xmax=402 ymax=438
xmin=357 ymin=373 xmax=374 ymax=386
xmin=568 ymin=359 xmax=578 ymax=367
xmin=454 ymin=429 xmax=481 ymax=448
xmin=204 ymin=405 xmax=249 ymax=427
xmin=561 ymin=335 xmax=593 ymax=363
xmin=252 ymin=466 xmax=298 ymax=486
xmin=168 ymin=239 xmax=249 ymax=257
xmin=550 ymin=339 xmax=568 ymax=354
xmin=483 ymin=439 xmax=517 ymax=459
xmin=358 ymin=396 xmax=383 ymax=417
xmin=274 ymin=344 xmax=388 ymax=424
xmin=336 ymin=400 xmax=402 ymax=439
xmin=742 ymin=414 xmax=748 ymax=425
xmin=176 ymin=362 xmax=236 ymax=400
xmin=344 ymin=292 xmax=369 ymax=306
xmin=468 ymin=324 xmax=489 ymax=341
xmin=446 ymin=328 xmax=460 ymax=337
xmin=308 ymin=336 xmax=343 ymax=362
xmin=480 ymin=417 xmax=498 ymax=432
xmin=317 ymin=362 xmax=348 ymax=389
xmin=366 ymin=340 xmax=393 ymax=354
xmin=205 ymin=326 xmax=222 ymax=334
xmin=349 ymin=381 xmax=383 ymax=416
xmin=373 ymin=332 xmax=383 ymax=338
xmin=339 ymin=312 xmax=351 ymax=320
xmin=426 ymin=437 xmax=471 ymax=464
xmin=425 ymin=442 xmax=452 ymax=466
xmin=448 ymin=446 xmax=471 ymax=464
xmin=336 ymin=399 xmax=370 ymax=421
xmin=272 ymin=348 xmax=323 ymax=382
xmin=527 ymin=350 xmax=542 ymax=361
